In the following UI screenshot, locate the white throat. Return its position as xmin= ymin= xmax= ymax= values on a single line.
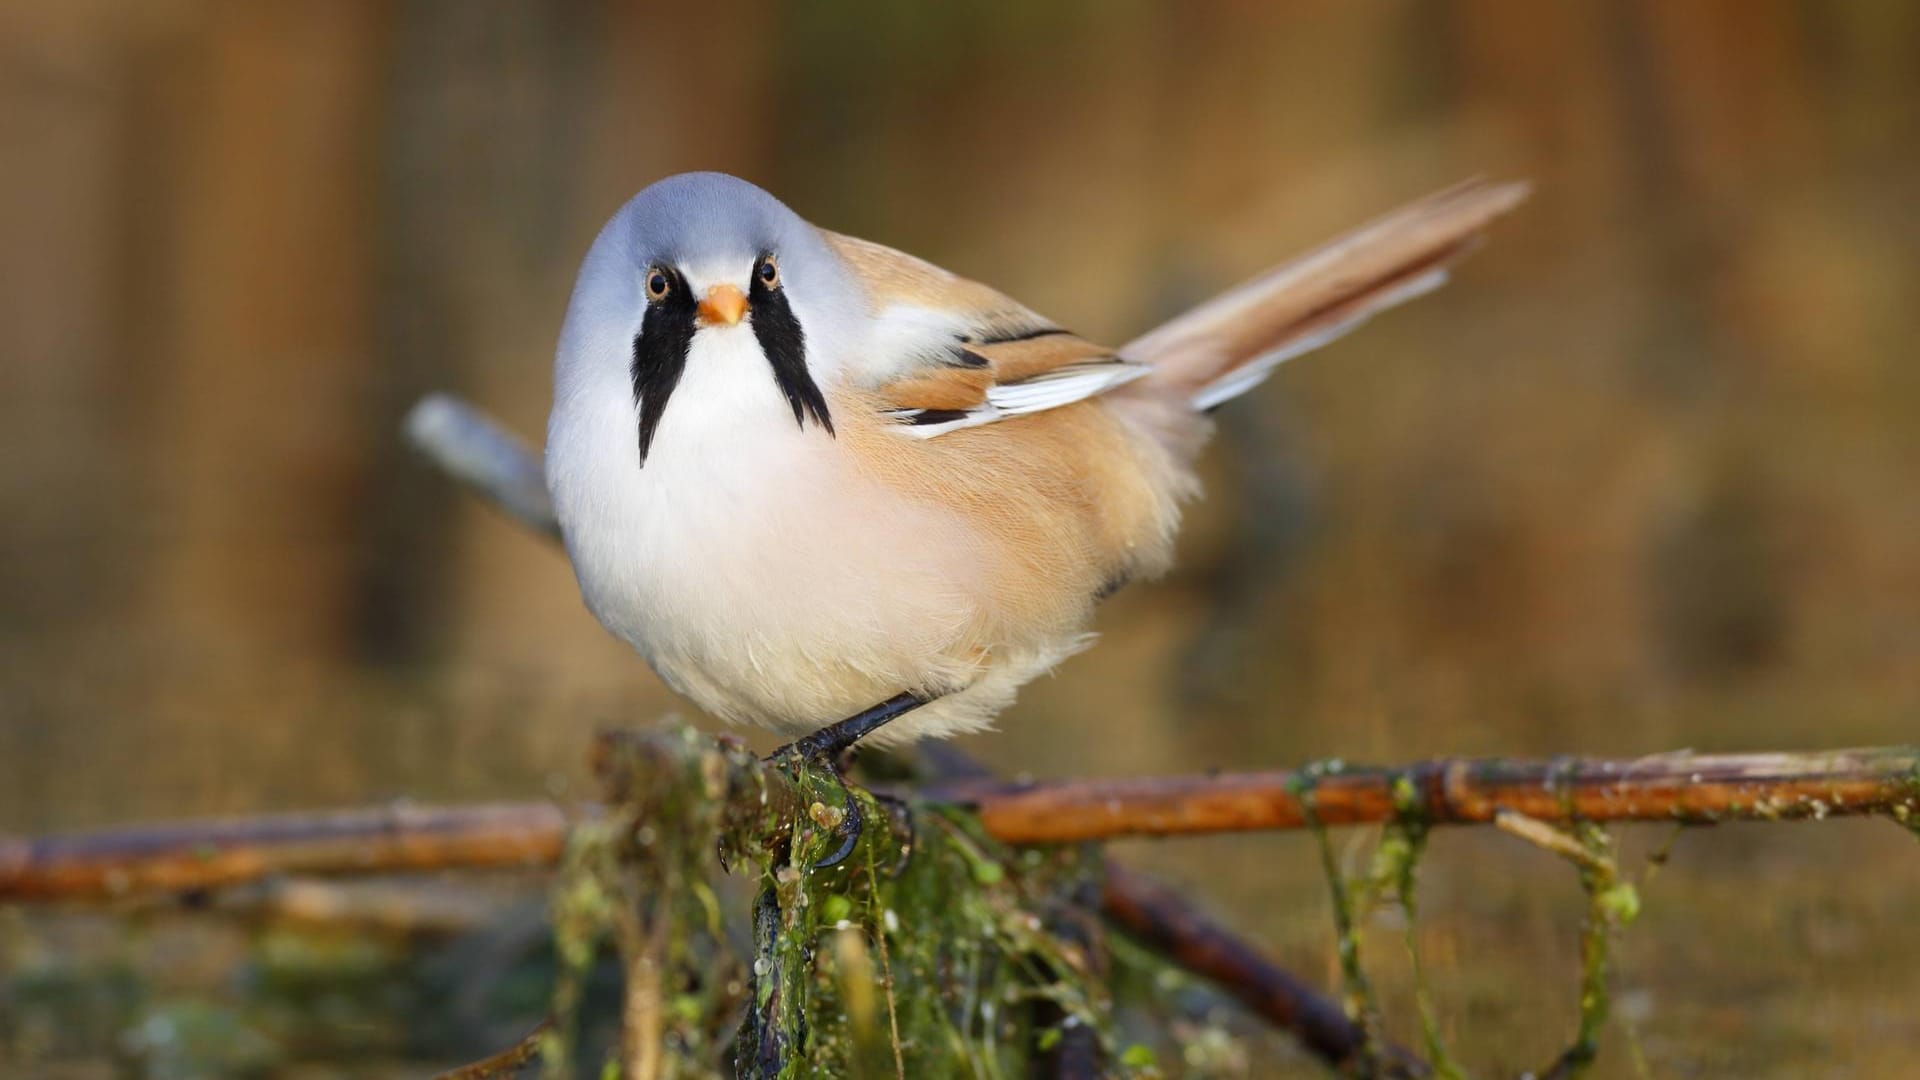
xmin=547 ymin=321 xmax=840 ymax=646
xmin=651 ymin=322 xmax=800 ymax=463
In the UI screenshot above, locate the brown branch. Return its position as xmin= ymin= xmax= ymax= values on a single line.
xmin=8 ymin=751 xmax=1916 ymax=901
xmin=0 ymin=801 xmax=569 ymax=901
xmin=924 ymin=747 xmax=1920 ymax=844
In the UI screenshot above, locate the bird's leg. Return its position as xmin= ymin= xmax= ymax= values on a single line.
xmin=783 ymin=691 xmax=929 ymax=762
xmin=769 ymin=691 xmax=930 ymax=869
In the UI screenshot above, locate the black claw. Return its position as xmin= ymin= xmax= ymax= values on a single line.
xmin=766 ymin=692 xmax=933 ymax=871
xmin=813 ymin=791 xmax=863 ymax=870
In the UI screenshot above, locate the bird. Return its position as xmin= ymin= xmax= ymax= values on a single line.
xmin=546 ymin=171 xmax=1525 ymax=769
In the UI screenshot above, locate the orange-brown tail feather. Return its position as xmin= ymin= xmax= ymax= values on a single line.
xmin=1121 ymin=179 xmax=1529 ymax=408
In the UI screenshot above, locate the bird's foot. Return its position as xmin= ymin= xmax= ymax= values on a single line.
xmin=767 ymin=692 xmax=928 ymax=869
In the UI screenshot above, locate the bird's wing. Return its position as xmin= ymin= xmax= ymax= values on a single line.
xmin=823 ymin=230 xmax=1148 ymax=437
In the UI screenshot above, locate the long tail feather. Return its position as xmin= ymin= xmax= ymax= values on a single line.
xmin=1121 ymin=178 xmax=1530 ymax=409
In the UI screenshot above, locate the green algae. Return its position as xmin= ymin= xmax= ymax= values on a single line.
xmin=1290 ymin=762 xmax=1399 ymax=1077
xmin=1372 ymin=776 xmax=1466 ymax=1080
xmin=1549 ymin=822 xmax=1625 ymax=1079
xmin=1295 ymin=764 xmax=1469 ymax=1078
xmin=1497 ymin=769 xmax=1654 ymax=1080
xmin=1286 ymin=762 xmax=1686 ymax=1079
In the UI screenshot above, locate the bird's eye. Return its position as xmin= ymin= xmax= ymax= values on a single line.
xmin=645 ymin=269 xmax=671 ymax=300
xmin=756 ymin=256 xmax=780 ymax=288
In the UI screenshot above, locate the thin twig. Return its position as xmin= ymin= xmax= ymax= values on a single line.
xmin=1495 ymin=809 xmax=1600 ymax=867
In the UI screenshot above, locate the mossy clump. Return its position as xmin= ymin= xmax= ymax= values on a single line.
xmin=547 ymin=719 xmax=1149 ymax=1079
xmin=738 ymin=752 xmax=1141 ymax=1079
xmin=544 ymin=721 xmax=750 ymax=1079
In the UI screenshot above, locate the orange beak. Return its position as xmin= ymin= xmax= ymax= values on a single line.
xmin=696 ymin=284 xmax=748 ymax=327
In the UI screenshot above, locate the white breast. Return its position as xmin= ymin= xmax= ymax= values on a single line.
xmin=546 ymin=324 xmax=1011 ymax=736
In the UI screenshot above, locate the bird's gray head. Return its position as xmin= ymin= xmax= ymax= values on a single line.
xmin=552 ymin=172 xmax=863 ymax=465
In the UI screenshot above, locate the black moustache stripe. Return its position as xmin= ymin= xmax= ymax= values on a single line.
xmin=749 ymin=272 xmax=833 ymax=436
xmin=631 ymin=269 xmax=697 ymax=466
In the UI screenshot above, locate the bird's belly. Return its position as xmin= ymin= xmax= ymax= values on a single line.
xmin=622 ymin=487 xmax=987 ymax=728
xmin=555 ymin=384 xmax=994 ymax=733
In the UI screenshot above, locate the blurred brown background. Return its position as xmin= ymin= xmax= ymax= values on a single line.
xmin=4 ymin=1 xmax=1919 ymax=1075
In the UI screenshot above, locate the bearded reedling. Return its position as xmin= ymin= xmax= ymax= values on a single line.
xmin=546 ymin=172 xmax=1525 ymax=861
